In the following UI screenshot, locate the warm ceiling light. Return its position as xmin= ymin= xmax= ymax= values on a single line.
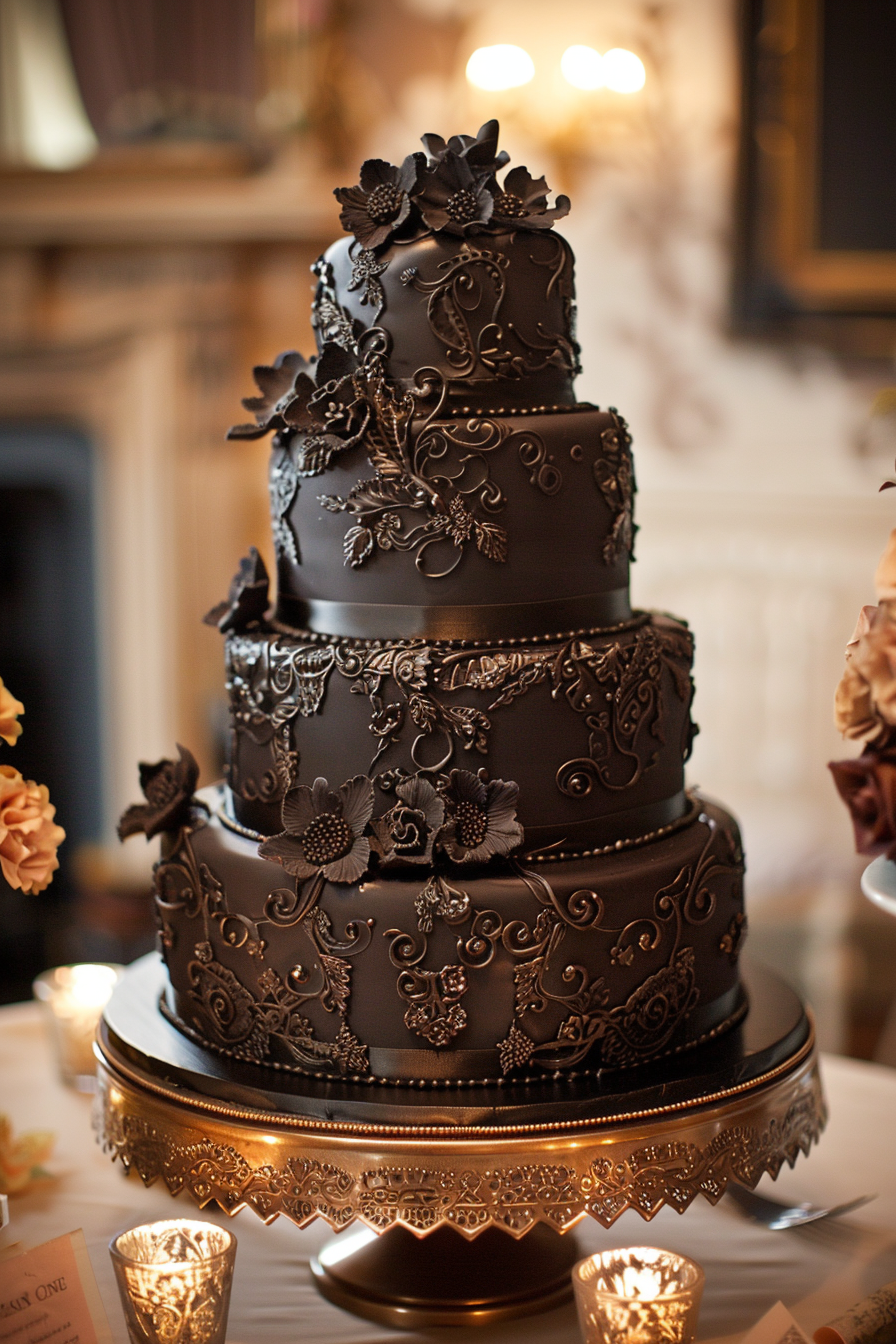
xmin=560 ymin=45 xmax=604 ymax=91
xmin=465 ymin=45 xmax=535 ymax=92
xmin=601 ymin=47 xmax=646 ymax=93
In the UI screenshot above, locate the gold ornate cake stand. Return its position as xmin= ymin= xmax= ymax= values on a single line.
xmin=94 ymin=955 xmax=825 ymax=1329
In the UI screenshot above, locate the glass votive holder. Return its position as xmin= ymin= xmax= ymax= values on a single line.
xmin=572 ymin=1246 xmax=705 ymax=1344
xmin=33 ymin=963 xmax=123 ymax=1091
xmin=110 ymin=1220 xmax=237 ymax=1344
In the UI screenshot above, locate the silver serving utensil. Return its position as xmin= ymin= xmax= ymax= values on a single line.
xmin=727 ymin=1183 xmax=876 ymax=1230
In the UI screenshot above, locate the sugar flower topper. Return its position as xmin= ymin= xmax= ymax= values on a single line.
xmin=332 ymin=120 xmax=569 ymax=248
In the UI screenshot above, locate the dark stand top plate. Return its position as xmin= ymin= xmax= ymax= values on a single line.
xmin=101 ymin=953 xmax=808 ymax=1131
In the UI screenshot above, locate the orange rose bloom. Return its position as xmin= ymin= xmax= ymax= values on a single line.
xmin=0 ymin=765 xmax=65 ymax=894
xmin=0 ymin=677 xmax=24 ymax=746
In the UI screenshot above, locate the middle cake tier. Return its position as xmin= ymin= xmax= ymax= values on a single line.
xmin=271 ymin=403 xmax=635 ymax=641
xmin=224 ymin=611 xmax=696 ymax=849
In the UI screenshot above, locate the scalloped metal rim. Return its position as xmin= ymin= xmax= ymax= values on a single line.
xmin=93 ymin=1020 xmax=825 ymax=1236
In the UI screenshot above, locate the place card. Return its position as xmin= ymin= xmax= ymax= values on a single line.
xmin=741 ymin=1301 xmax=814 ymax=1344
xmin=0 ymin=1230 xmax=113 ymax=1344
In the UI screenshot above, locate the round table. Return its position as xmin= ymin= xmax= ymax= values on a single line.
xmin=2 ymin=998 xmax=895 ymax=1344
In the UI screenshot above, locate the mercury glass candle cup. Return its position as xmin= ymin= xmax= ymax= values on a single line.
xmin=572 ymin=1246 xmax=705 ymax=1344
xmin=110 ymin=1220 xmax=237 ymax=1344
xmin=33 ymin=963 xmax=123 ymax=1091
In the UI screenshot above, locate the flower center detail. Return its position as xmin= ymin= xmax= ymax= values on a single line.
xmin=445 ymin=188 xmax=481 ymax=223
xmin=146 ymin=768 xmax=179 ymax=806
xmin=302 ymin=812 xmax=353 ymax=866
xmin=454 ymin=800 xmax=488 ymax=849
xmin=493 ymin=191 xmax=527 ymax=217
xmin=367 ymin=183 xmax=404 ymax=222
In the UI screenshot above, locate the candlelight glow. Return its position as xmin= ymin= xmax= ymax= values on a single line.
xmin=466 ymin=45 xmax=535 ymax=92
xmin=573 ymin=1247 xmax=705 ymax=1344
xmin=33 ymin=963 xmax=123 ymax=1090
xmin=110 ymin=1220 xmax=237 ymax=1344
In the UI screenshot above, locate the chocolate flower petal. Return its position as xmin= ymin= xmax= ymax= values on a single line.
xmin=338 ymin=774 xmax=375 ymax=833
xmin=281 ymin=784 xmax=317 ymax=836
xmin=421 ymin=131 xmax=447 ymax=164
xmin=397 ymin=775 xmax=444 ymax=829
xmin=311 ymin=776 xmax=340 ymax=816
xmin=118 ymin=744 xmax=200 ymax=841
xmin=359 ymin=157 xmax=398 ymax=192
xmin=257 ymin=831 xmax=319 ymax=879
xmin=323 ymin=834 xmax=370 ymax=884
xmin=227 ymin=351 xmax=312 ymax=440
xmin=204 ymin=547 xmax=270 ymax=633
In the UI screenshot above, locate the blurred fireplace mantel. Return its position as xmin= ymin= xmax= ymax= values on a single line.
xmin=0 ymin=142 xmax=335 ymax=854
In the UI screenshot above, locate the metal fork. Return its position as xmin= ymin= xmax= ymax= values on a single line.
xmin=727 ymin=1183 xmax=876 ymax=1230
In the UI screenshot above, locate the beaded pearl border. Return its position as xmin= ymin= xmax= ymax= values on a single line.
xmin=269 ymin=609 xmax=657 ymax=650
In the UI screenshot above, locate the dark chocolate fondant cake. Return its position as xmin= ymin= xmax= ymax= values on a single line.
xmin=121 ymin=122 xmax=747 ymax=1085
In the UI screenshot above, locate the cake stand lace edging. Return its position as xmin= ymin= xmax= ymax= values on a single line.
xmin=93 ymin=956 xmax=825 ymax=1328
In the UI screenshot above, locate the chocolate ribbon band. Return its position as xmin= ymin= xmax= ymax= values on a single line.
xmin=523 ymin=792 xmax=690 ymax=855
xmin=276 ymin=588 xmax=632 ymax=642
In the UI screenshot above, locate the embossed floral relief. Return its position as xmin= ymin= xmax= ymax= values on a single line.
xmin=154 ymin=788 xmax=741 ymax=1078
xmin=225 ymin=620 xmax=694 ymax=809
xmin=154 ymin=823 xmax=372 ymax=1077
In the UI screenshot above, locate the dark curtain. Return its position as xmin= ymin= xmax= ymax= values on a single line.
xmin=58 ymin=0 xmax=256 ymax=142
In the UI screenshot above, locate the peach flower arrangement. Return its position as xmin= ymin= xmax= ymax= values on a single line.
xmin=830 ymin=530 xmax=896 ymax=858
xmin=0 ymin=676 xmax=65 ymax=894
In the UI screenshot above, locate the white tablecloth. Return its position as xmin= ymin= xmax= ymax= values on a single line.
xmin=2 ymin=1000 xmax=895 ymax=1344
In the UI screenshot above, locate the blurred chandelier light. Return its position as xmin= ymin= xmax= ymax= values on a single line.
xmin=560 ymin=45 xmax=646 ymax=94
xmin=560 ymin=45 xmax=604 ymax=91
xmin=465 ymin=45 xmax=535 ymax=92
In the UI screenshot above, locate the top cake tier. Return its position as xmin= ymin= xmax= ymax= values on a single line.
xmin=230 ymin=122 xmax=633 ymax=642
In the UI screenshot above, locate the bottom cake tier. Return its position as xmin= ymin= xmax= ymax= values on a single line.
xmin=156 ymin=787 xmax=747 ymax=1085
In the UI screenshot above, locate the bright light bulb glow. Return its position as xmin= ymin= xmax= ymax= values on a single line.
xmin=561 ymin=45 xmax=604 ymax=91
xmin=466 ymin=45 xmax=535 ymax=92
xmin=602 ymin=48 xmax=646 ymax=93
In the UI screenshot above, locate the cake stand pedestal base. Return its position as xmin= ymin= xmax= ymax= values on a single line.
xmin=310 ymin=1223 xmax=580 ymax=1328
xmin=95 ymin=954 xmax=825 ymax=1329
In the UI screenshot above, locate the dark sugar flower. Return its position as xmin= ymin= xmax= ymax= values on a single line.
xmin=259 ymin=775 xmax=374 ymax=883
xmin=439 ymin=769 xmax=523 ymax=864
xmin=490 ymin=166 xmax=571 ymax=231
xmin=412 ymin=153 xmax=494 ymax=236
xmin=227 ymin=350 xmax=316 ymax=441
xmin=334 ymin=153 xmax=424 ymax=249
xmin=118 ymin=744 xmax=201 ymax=841
xmin=421 ymin=119 xmax=509 ymax=174
xmin=371 ymin=775 xmax=445 ymax=867
xmin=204 ymin=547 xmax=270 ymax=634
xmin=829 ymin=743 xmax=896 ymax=859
